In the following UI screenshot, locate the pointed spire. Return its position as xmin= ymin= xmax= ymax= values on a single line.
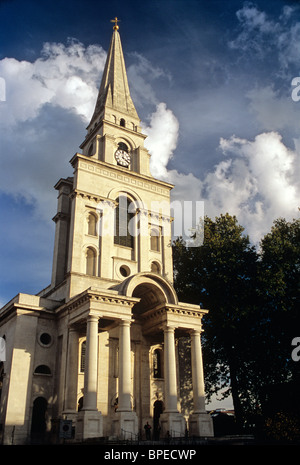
xmin=89 ymin=22 xmax=139 ymax=127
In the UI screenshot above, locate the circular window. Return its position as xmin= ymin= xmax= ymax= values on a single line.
xmin=39 ymin=333 xmax=52 ymax=346
xmin=119 ymin=265 xmax=130 ymax=277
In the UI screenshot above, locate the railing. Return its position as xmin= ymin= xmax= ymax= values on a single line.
xmin=119 ymin=427 xmax=207 ymax=445
xmin=120 ymin=428 xmax=139 ymax=443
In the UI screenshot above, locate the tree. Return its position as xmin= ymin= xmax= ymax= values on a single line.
xmin=173 ymin=214 xmax=300 ymax=435
xmin=255 ymin=217 xmax=300 ymax=412
xmin=173 ymin=214 xmax=259 ymax=428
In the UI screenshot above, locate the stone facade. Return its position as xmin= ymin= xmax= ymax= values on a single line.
xmin=0 ymin=22 xmax=213 ymax=444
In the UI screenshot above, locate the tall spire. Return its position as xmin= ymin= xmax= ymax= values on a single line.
xmin=88 ymin=19 xmax=139 ymax=128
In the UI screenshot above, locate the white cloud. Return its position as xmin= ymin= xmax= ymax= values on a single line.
xmin=0 ymin=39 xmax=106 ymax=127
xmin=128 ymin=53 xmax=171 ymax=107
xmin=246 ymin=85 xmax=300 ymax=131
xmin=204 ymin=132 xmax=300 ymax=243
xmin=229 ymin=3 xmax=300 ymax=77
xmin=0 ymin=40 xmax=106 ymax=220
xmin=143 ymin=102 xmax=203 ymax=207
xmin=235 ymin=3 xmax=276 ymax=34
xmin=141 ymin=102 xmax=300 ymax=245
xmin=144 ymin=102 xmax=179 ymax=178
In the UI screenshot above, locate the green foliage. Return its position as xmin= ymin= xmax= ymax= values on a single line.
xmin=263 ymin=412 xmax=300 ymax=444
xmin=173 ymin=214 xmax=300 ymax=432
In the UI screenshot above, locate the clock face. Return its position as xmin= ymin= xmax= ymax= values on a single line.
xmin=115 ymin=149 xmax=131 ymax=167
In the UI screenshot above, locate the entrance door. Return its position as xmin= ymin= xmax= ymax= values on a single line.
xmin=31 ymin=397 xmax=47 ymax=444
xmin=153 ymin=400 xmax=163 ymax=440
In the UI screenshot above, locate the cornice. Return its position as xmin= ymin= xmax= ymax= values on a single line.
xmin=57 ymin=288 xmax=139 ymax=316
xmin=69 ymin=152 xmax=174 ymax=192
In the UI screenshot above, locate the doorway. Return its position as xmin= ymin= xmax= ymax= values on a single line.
xmin=153 ymin=400 xmax=163 ymax=440
xmin=31 ymin=397 xmax=47 ymax=444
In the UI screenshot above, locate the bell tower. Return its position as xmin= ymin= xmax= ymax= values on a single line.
xmin=80 ymin=17 xmax=150 ymax=176
xmin=51 ymin=18 xmax=174 ymax=299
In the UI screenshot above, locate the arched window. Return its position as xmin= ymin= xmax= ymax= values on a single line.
xmin=88 ymin=143 xmax=94 ymax=156
xmin=34 ymin=365 xmax=51 ymax=375
xmin=87 ymin=212 xmax=97 ymax=236
xmin=150 ymin=228 xmax=160 ymax=251
xmin=78 ymin=396 xmax=84 ymax=411
xmin=80 ymin=340 xmax=86 ymax=373
xmin=118 ymin=142 xmax=128 ymax=152
xmin=120 ymin=118 xmax=126 ymax=127
xmin=151 ymin=261 xmax=161 ymax=274
xmin=86 ymin=247 xmax=96 ymax=276
xmin=153 ymin=349 xmax=163 ymax=378
xmin=114 ymin=196 xmax=134 ymax=248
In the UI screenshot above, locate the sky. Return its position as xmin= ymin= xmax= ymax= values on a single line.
xmin=0 ymin=0 xmax=300 ymax=311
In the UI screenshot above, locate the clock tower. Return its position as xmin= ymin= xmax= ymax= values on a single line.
xmin=50 ymin=18 xmax=174 ymax=297
xmin=0 ymin=19 xmax=213 ymax=445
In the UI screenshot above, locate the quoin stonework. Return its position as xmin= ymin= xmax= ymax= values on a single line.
xmin=0 ymin=19 xmax=213 ymax=444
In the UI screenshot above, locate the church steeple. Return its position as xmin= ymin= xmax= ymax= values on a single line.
xmin=80 ymin=19 xmax=148 ymax=174
xmin=87 ymin=19 xmax=139 ymax=131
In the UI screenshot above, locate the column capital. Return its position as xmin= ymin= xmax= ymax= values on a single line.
xmin=189 ymin=328 xmax=202 ymax=336
xmin=119 ymin=319 xmax=131 ymax=327
xmin=162 ymin=325 xmax=176 ymax=333
xmin=87 ymin=314 xmax=100 ymax=323
xmin=68 ymin=325 xmax=79 ymax=333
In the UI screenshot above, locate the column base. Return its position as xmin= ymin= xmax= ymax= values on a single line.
xmin=75 ymin=410 xmax=103 ymax=442
xmin=188 ymin=412 xmax=214 ymax=437
xmin=111 ymin=411 xmax=138 ymax=440
xmin=159 ymin=412 xmax=185 ymax=438
xmin=62 ymin=410 xmax=78 ymax=422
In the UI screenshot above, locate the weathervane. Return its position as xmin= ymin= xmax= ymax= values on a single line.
xmin=111 ymin=17 xmax=120 ymax=30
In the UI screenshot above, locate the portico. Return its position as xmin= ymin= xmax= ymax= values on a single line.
xmin=60 ymin=274 xmax=213 ymax=440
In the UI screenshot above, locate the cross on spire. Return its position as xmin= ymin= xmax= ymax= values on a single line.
xmin=111 ymin=17 xmax=120 ymax=30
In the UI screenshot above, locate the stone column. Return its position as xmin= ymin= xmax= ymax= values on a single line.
xmin=76 ymin=314 xmax=103 ymax=441
xmin=113 ymin=319 xmax=138 ymax=440
xmin=82 ymin=315 xmax=99 ymax=411
xmin=163 ymin=326 xmax=178 ymax=413
xmin=64 ymin=327 xmax=79 ymax=413
xmin=190 ymin=329 xmax=206 ymax=413
xmin=159 ymin=325 xmax=185 ymax=437
xmin=188 ymin=329 xmax=214 ymax=437
xmin=118 ymin=320 xmax=132 ymax=412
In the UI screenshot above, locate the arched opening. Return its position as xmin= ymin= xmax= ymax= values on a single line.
xmin=86 ymin=247 xmax=96 ymax=276
xmin=34 ymin=365 xmax=51 ymax=375
xmin=132 ymin=282 xmax=165 ymax=316
xmin=87 ymin=212 xmax=97 ymax=236
xmin=80 ymin=340 xmax=86 ymax=372
xmin=116 ymin=273 xmax=178 ymax=311
xmin=150 ymin=228 xmax=160 ymax=251
xmin=31 ymin=397 xmax=47 ymax=444
xmin=88 ymin=143 xmax=94 ymax=156
xmin=151 ymin=261 xmax=161 ymax=274
xmin=114 ymin=196 xmax=134 ymax=248
xmin=118 ymin=142 xmax=128 ymax=152
xmin=78 ymin=396 xmax=84 ymax=411
xmin=153 ymin=349 xmax=163 ymax=378
xmin=120 ymin=118 xmax=126 ymax=127
xmin=153 ymin=400 xmax=164 ymax=440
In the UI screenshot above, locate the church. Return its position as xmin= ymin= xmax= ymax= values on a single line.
xmin=0 ymin=19 xmax=213 ymax=444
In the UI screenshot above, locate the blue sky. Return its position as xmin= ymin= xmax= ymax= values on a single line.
xmin=0 ymin=0 xmax=300 ymax=307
